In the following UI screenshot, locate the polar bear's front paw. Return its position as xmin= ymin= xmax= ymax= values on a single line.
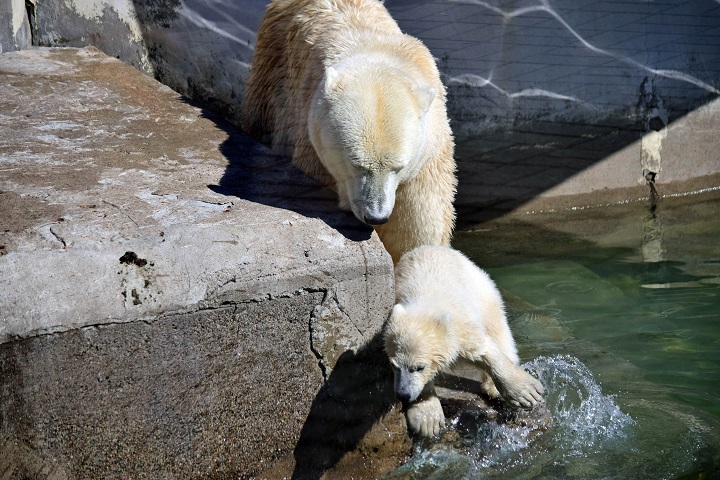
xmin=501 ymin=370 xmax=545 ymax=408
xmin=406 ymin=395 xmax=445 ymax=437
xmin=481 ymin=375 xmax=501 ymax=400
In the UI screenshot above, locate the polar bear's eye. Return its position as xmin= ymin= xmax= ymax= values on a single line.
xmin=409 ymin=364 xmax=426 ymax=373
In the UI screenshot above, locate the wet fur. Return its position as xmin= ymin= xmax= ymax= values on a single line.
xmin=385 ymin=245 xmax=545 ymax=436
xmin=241 ymin=0 xmax=456 ymax=263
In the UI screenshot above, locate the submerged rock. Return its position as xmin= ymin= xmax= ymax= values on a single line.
xmin=379 ymin=367 xmax=552 ymax=480
xmin=425 ymin=377 xmax=551 ymax=453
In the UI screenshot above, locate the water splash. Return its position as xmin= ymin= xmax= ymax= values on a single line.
xmin=525 ymin=355 xmax=635 ymax=457
xmin=382 ymin=355 xmax=635 ymax=479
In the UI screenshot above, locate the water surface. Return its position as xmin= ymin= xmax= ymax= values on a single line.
xmin=385 ymin=191 xmax=720 ymax=479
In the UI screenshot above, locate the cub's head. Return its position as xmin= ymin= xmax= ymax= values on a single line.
xmin=384 ymin=303 xmax=457 ymax=403
xmin=308 ymin=62 xmax=436 ymax=225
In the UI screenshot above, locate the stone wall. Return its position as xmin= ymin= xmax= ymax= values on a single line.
xmin=388 ymin=0 xmax=720 ymax=136
xmin=6 ymin=0 xmax=718 ymax=137
xmin=0 ymin=0 xmax=32 ymax=52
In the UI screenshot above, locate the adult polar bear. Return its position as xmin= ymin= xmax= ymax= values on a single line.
xmin=241 ymin=0 xmax=456 ymax=263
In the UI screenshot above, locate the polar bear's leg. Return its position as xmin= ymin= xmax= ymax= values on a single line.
xmin=480 ymin=371 xmax=501 ymax=400
xmin=405 ymin=382 xmax=445 ymax=437
xmin=472 ymin=343 xmax=544 ymax=408
xmin=374 ymin=137 xmax=456 ymax=264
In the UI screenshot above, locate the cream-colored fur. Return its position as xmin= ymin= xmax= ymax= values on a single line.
xmin=241 ymin=0 xmax=456 ymax=263
xmin=385 ymin=245 xmax=545 ymax=437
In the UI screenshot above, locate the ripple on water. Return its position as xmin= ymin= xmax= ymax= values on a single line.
xmin=544 ymin=281 xmax=595 ymax=294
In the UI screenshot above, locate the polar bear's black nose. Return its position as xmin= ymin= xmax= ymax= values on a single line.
xmin=396 ymin=391 xmax=412 ymax=403
xmin=363 ymin=213 xmax=389 ymax=225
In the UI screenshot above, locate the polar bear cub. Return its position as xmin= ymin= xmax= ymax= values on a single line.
xmin=384 ymin=245 xmax=545 ymax=437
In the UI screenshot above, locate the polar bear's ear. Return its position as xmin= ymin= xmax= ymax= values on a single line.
xmin=324 ymin=66 xmax=341 ymax=93
xmin=391 ymin=303 xmax=406 ymax=318
xmin=413 ymin=84 xmax=436 ymax=115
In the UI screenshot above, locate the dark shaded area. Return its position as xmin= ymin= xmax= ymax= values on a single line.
xmin=291 ymin=331 xmax=399 ymax=480
xmin=184 ymin=102 xmax=395 ymax=478
xmin=436 ymin=372 xmax=486 ymax=397
xmin=133 ymin=0 xmax=182 ymax=28
xmin=197 ymin=106 xmax=373 ymax=243
xmin=452 ymin=212 xmax=640 ymax=270
xmin=446 ymin=68 xmax=715 ymax=228
xmin=452 ymin=120 xmax=648 ymax=228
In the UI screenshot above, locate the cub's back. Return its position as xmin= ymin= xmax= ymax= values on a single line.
xmin=395 ymin=246 xmax=498 ymax=307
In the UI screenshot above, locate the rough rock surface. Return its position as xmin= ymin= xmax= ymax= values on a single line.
xmin=0 ymin=47 xmax=407 ymax=479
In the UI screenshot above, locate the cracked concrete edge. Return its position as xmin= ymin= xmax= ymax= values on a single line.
xmin=0 ymin=219 xmax=390 ymax=343
xmin=309 ymin=289 xmax=368 ymax=381
xmin=0 ymin=46 xmax=394 ymax=344
xmin=0 ymin=43 xmax=402 ymax=479
xmin=1 ymin=260 xmax=397 ymax=479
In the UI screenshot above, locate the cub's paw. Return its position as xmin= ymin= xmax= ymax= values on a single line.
xmin=501 ymin=369 xmax=545 ymax=408
xmin=406 ymin=395 xmax=445 ymax=437
xmin=481 ymin=375 xmax=501 ymax=400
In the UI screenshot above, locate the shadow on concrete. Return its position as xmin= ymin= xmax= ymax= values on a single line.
xmin=111 ymin=0 xmax=719 ymax=234
xmin=197 ymin=104 xmax=399 ymax=477
xmin=289 ymin=331 xmax=399 ymax=480
xmin=452 ymin=121 xmax=648 ymax=229
xmin=29 ymin=0 xmax=719 ymax=231
xmin=195 ymin=105 xmax=373 ymax=243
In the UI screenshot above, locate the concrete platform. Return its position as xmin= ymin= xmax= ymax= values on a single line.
xmin=0 ymin=47 xmax=405 ymax=479
xmin=454 ymin=98 xmax=720 ymax=227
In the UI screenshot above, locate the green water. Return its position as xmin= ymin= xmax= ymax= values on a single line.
xmin=387 ymin=192 xmax=720 ymax=479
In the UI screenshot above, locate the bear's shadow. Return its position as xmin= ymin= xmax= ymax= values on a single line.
xmin=205 ymin=109 xmax=373 ymax=243
xmin=291 ymin=331 xmax=399 ymax=479
xmin=199 ymin=106 xmax=398 ymax=477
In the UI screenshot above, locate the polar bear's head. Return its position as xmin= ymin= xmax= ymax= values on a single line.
xmin=308 ymin=61 xmax=435 ymax=225
xmin=384 ymin=303 xmax=458 ymax=403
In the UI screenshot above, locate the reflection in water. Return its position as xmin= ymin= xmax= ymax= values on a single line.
xmin=642 ymin=211 xmax=665 ymax=263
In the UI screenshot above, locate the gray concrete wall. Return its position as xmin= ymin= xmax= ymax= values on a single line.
xmin=27 ymin=0 xmax=260 ymax=121
xmin=0 ymin=0 xmax=32 ymax=52
xmin=9 ymin=0 xmax=719 ymax=221
xmin=387 ymin=0 xmax=720 ymax=135
xmin=16 ymin=0 xmax=720 ymax=135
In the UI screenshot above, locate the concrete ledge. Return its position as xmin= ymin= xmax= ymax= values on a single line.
xmin=454 ymin=98 xmax=720 ymax=226
xmin=0 ymin=47 xmax=403 ymax=478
